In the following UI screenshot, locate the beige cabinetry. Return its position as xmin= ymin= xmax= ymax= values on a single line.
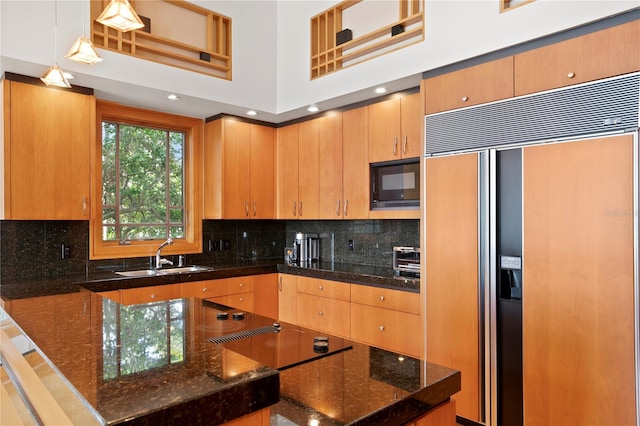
xmin=423 ymin=56 xmax=514 ymax=114
xmin=204 ymin=118 xmax=275 ymax=219
xmin=2 ymin=79 xmax=94 ymax=219
xmin=424 ymin=153 xmax=480 ymax=422
xmin=522 ymin=135 xmax=636 ymax=425
xmin=514 ymin=20 xmax=640 ymax=96
xmin=350 ymin=285 xmax=421 ymax=358
xmin=368 ymin=92 xmax=423 ymax=163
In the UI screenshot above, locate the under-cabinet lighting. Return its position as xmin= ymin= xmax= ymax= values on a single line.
xmin=247 ymin=110 xmax=257 ymax=116
xmin=307 ymin=105 xmax=319 ymax=113
xmin=374 ymin=87 xmax=387 ymax=94
xmin=97 ymin=0 xmax=144 ymax=32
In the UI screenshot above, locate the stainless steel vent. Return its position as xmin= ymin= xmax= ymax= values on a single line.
xmin=425 ymin=73 xmax=640 ymax=155
xmin=208 ymin=323 xmax=282 ymax=345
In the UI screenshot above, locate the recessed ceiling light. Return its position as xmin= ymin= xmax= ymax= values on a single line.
xmin=167 ymin=94 xmax=181 ymax=101
xmin=374 ymin=87 xmax=387 ymax=94
xmin=307 ymin=105 xmax=319 ymax=113
xmin=247 ymin=110 xmax=257 ymax=116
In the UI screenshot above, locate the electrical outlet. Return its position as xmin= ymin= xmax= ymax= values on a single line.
xmin=348 ymin=239 xmax=354 ymax=252
xmin=222 ymin=239 xmax=231 ymax=251
xmin=61 ymin=244 xmax=71 ymax=259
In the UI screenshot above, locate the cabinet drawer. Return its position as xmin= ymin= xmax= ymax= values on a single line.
xmin=351 ymin=286 xmax=421 ymax=315
xmin=296 ymin=276 xmax=351 ymax=301
xmin=351 ymin=303 xmax=422 ymax=358
xmin=210 ymin=293 xmax=255 ymax=313
xmin=180 ymin=279 xmax=227 ymax=298
xmin=424 ymin=56 xmax=514 ymax=114
xmin=296 ymin=293 xmax=350 ymax=338
xmin=120 ymin=284 xmax=181 ymax=305
xmin=227 ymin=276 xmax=255 ymax=294
xmin=514 ymin=20 xmax=640 ymax=96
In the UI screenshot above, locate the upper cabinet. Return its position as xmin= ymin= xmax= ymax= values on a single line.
xmin=514 ymin=20 xmax=640 ymax=96
xmin=276 ymin=124 xmax=301 ymax=220
xmin=423 ymin=56 xmax=515 ymax=114
xmin=204 ymin=118 xmax=275 ymax=219
xmin=2 ymin=79 xmax=94 ymax=220
xmin=341 ymin=107 xmax=370 ymax=219
xmin=368 ymin=92 xmax=423 ymax=163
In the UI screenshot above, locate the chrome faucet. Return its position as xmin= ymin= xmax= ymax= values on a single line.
xmin=155 ymin=237 xmax=174 ymax=269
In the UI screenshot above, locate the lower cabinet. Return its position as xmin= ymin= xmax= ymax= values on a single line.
xmin=120 ymin=284 xmax=181 ymax=305
xmin=296 ymin=292 xmax=351 ymax=338
xmin=409 ymin=399 xmax=457 ymax=426
xmin=221 ymin=407 xmax=270 ymax=426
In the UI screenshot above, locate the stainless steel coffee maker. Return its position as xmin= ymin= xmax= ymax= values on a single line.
xmin=294 ymin=232 xmax=319 ymax=265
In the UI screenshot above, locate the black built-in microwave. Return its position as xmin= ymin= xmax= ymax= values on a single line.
xmin=370 ymin=159 xmax=420 ymax=209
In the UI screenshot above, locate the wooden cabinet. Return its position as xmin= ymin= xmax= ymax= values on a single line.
xmin=120 ymin=284 xmax=181 ymax=305
xmin=409 ymin=399 xmax=457 ymax=426
xmin=2 ymin=79 xmax=94 ymax=219
xmin=317 ymin=113 xmax=344 ymax=219
xmin=424 ymin=152 xmax=480 ymax=422
xmin=350 ymin=286 xmax=421 ymax=358
xmin=514 ymin=20 xmax=640 ymax=96
xmin=423 ymin=56 xmax=514 ymax=114
xmin=522 ymin=135 xmax=636 ymax=425
xmin=206 ymin=274 xmax=278 ymax=316
xmin=368 ymin=92 xmax=423 ymax=163
xmin=276 ymin=124 xmax=300 ymax=219
xmin=296 ymin=276 xmax=351 ymax=338
xmin=204 ymin=118 xmax=275 ymax=219
xmin=277 ymin=273 xmax=298 ymax=324
xmin=341 ymin=107 xmax=370 ymax=219
xmin=180 ymin=279 xmax=227 ymax=299
xmin=253 ymin=274 xmax=278 ymax=319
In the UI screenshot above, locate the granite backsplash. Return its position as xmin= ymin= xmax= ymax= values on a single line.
xmin=0 ymin=219 xmax=419 ymax=281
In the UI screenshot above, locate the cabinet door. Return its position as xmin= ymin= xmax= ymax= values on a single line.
xmin=425 ymin=153 xmax=480 ymax=422
xmin=297 ymin=119 xmax=320 ymax=218
xmin=276 ymin=124 xmax=300 ymax=219
xmin=522 ymin=135 xmax=635 ymax=425
xmin=423 ymin=56 xmax=514 ymax=114
xmin=296 ymin=293 xmax=350 ymax=338
xmin=250 ymin=125 xmax=275 ymax=219
xmin=203 ymin=120 xmax=222 ymax=218
xmin=342 ymin=107 xmax=370 ymax=219
xmin=278 ymin=274 xmax=297 ymax=324
xmin=514 ymin=20 xmax=640 ymax=96
xmin=222 ymin=119 xmax=252 ymax=218
xmin=296 ymin=276 xmax=350 ymax=301
xmin=5 ymin=81 xmax=93 ymax=219
xmin=317 ymin=113 xmax=344 ymax=219
xmin=368 ymin=97 xmax=401 ymax=163
xmin=253 ymin=274 xmax=278 ymax=319
xmin=399 ymin=92 xmax=423 ymax=158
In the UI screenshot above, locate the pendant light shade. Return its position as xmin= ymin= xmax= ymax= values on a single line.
xmin=66 ymin=35 xmax=103 ymax=65
xmin=41 ymin=64 xmax=72 ymax=88
xmin=97 ymin=0 xmax=144 ymax=32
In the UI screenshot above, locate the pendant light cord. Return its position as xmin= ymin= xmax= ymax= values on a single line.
xmin=54 ymin=0 xmax=58 ymax=63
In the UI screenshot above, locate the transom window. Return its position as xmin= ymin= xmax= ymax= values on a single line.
xmin=90 ymin=101 xmax=202 ymax=260
xmin=101 ymin=122 xmax=185 ymax=242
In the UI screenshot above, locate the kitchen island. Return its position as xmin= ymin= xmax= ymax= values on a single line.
xmin=0 ymin=263 xmax=459 ymax=425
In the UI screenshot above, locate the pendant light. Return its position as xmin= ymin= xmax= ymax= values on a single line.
xmin=96 ymin=0 xmax=144 ymax=32
xmin=41 ymin=0 xmax=71 ymax=88
xmin=66 ymin=0 xmax=102 ymax=65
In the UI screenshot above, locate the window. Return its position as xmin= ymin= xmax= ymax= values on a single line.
xmin=91 ymin=101 xmax=202 ymax=259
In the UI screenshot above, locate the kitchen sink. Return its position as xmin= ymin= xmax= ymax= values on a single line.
xmin=115 ymin=266 xmax=213 ymax=277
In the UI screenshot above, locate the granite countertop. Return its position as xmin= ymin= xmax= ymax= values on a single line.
xmin=2 ymin=293 xmax=459 ymax=425
xmin=0 ymin=260 xmax=419 ymax=300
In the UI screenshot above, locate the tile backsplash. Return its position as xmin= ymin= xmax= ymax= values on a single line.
xmin=0 ymin=219 xmax=419 ymax=281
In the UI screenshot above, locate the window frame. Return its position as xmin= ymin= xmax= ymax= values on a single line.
xmin=91 ymin=101 xmax=202 ymax=260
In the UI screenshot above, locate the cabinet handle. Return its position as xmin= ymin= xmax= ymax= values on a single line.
xmin=379 ymin=296 xmax=385 ymax=301
xmin=245 ymin=202 xmax=249 ymax=216
xmin=461 ymin=96 xmax=468 ymax=102
xmin=299 ymin=201 xmax=303 ymax=216
xmin=150 ymin=294 xmax=157 ymax=299
xmin=336 ymin=199 xmax=341 ymax=216
xmin=293 ymin=202 xmax=297 ymax=216
xmin=344 ymin=199 xmax=348 ymax=216
xmin=318 ymin=285 xmax=323 ymax=290
xmin=278 ymin=276 xmax=282 ymax=292
xmin=567 ymin=72 xmax=575 ymax=78
xmin=239 ymin=283 xmax=244 ymax=287
xmin=318 ymin=311 xmax=324 ymax=316
xmin=393 ymin=137 xmax=398 ymax=155
xmin=403 ymin=136 xmax=408 ymax=155
xmin=202 ymin=288 xmax=208 ymax=293
xmin=379 ymin=325 xmax=385 ymax=331
xmin=82 ymin=197 xmax=87 ymax=216
xmin=253 ymin=201 xmax=257 ymax=216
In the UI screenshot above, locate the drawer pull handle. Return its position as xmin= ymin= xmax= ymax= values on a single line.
xmin=202 ymin=288 xmax=208 ymax=292
xmin=239 ymin=297 xmax=243 ymax=301
xmin=318 ymin=311 xmax=324 ymax=316
xmin=379 ymin=296 xmax=385 ymax=301
xmin=150 ymin=294 xmax=157 ymax=299
xmin=239 ymin=283 xmax=243 ymax=287
xmin=567 ymin=72 xmax=575 ymax=78
xmin=379 ymin=325 xmax=385 ymax=331
xmin=318 ymin=285 xmax=323 ymax=290
xmin=461 ymin=96 xmax=468 ymax=102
